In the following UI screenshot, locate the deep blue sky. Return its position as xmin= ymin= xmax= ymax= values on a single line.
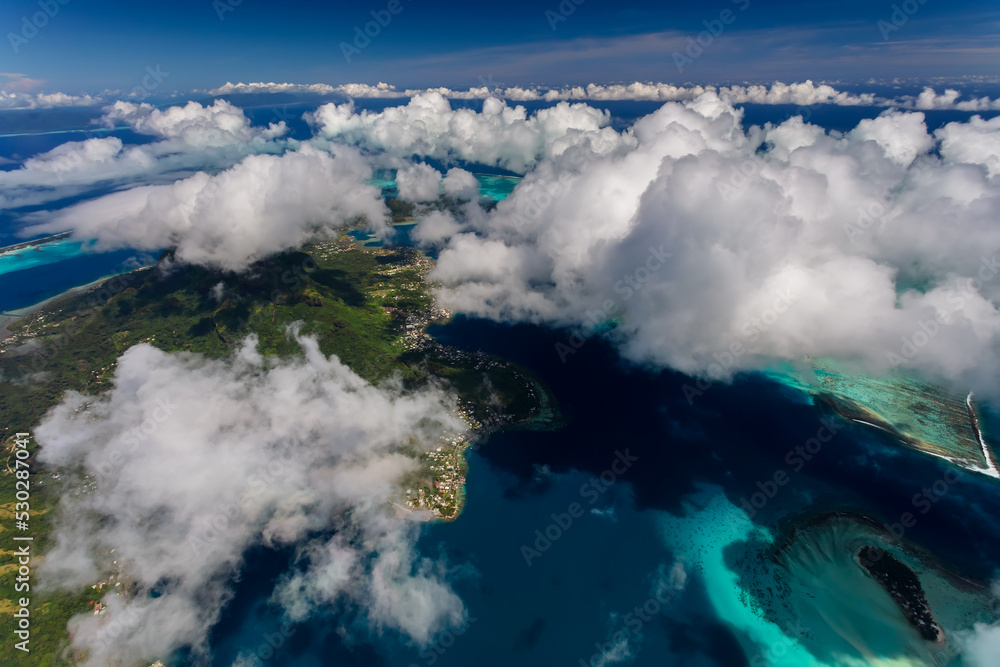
xmin=1 ymin=0 xmax=999 ymax=94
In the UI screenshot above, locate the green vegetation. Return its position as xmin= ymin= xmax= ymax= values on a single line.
xmin=856 ymin=545 xmax=943 ymax=642
xmin=0 ymin=238 xmax=549 ymax=665
xmin=387 ymin=197 xmax=416 ymax=223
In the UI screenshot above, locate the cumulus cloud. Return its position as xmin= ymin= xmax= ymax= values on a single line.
xmin=5 ymin=81 xmax=999 ymax=117
xmin=307 ymin=92 xmax=621 ymax=173
xmin=0 ymin=100 xmax=291 ymax=210
xmin=210 ymin=81 xmax=338 ymax=96
xmin=28 ymin=144 xmax=386 ymax=271
xmin=442 ymin=168 xmax=481 ymax=200
xmin=901 ymin=87 xmax=1000 ymax=112
xmin=200 ymin=79 xmax=1000 ymax=109
xmin=0 ymin=90 xmax=100 ymax=110
xmin=409 ymin=95 xmax=1000 ymax=397
xmin=936 ymin=115 xmax=1000 ymax=178
xmin=102 ymin=99 xmax=287 ymax=146
xmin=956 ymin=583 xmax=1000 ymax=666
xmin=537 ymin=80 xmax=878 ymax=106
xmin=411 ymin=210 xmax=465 ymax=248
xmin=36 ymin=333 xmax=469 ymax=665
xmin=718 ymin=80 xmax=877 ymax=106
xmin=209 ymin=81 xmax=402 ymax=98
xmin=395 ymin=163 xmax=442 ymax=203
xmin=28 ymin=92 xmax=1000 ymax=393
xmin=848 ymin=111 xmax=935 ymax=166
xmin=0 ymin=136 xmax=155 ymax=210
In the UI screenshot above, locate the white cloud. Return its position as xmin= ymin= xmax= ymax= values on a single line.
xmin=0 ymin=136 xmax=154 ymax=210
xmin=413 ymin=93 xmax=1000 ymax=397
xmin=24 ymin=92 xmax=1000 ymax=393
xmin=718 ymin=81 xmax=878 ymax=106
xmin=848 ymin=111 xmax=935 ymax=166
xmin=210 ymin=81 xmax=338 ymax=96
xmin=307 ymin=92 xmax=621 ymax=173
xmin=36 ymin=333 xmax=469 ymax=665
xmin=959 ymin=622 xmax=1000 ymax=666
xmin=0 ymin=100 xmax=291 ymax=210
xmin=102 ymin=99 xmax=288 ymax=147
xmin=198 ymin=79 xmax=1000 ymax=109
xmin=411 ymin=210 xmax=465 ymax=248
xmin=937 ymin=115 xmax=1000 ymax=178
xmin=5 ymin=81 xmax=1000 ymax=116
xmin=395 ymin=163 xmax=442 ymax=203
xmin=28 ymin=144 xmax=386 ymax=271
xmin=902 ymin=87 xmax=1000 ymax=112
xmin=0 ymin=90 xmax=100 ymax=109
xmin=208 ymin=81 xmax=402 ymax=98
xmin=442 ymin=167 xmax=481 ymax=200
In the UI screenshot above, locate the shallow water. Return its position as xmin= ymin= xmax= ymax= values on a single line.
xmin=369 ymin=172 xmax=520 ymax=202
xmin=198 ymin=318 xmax=1000 ymax=666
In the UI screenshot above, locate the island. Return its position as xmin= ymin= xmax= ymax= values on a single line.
xmin=0 ymin=220 xmax=556 ymax=664
xmin=855 ymin=545 xmax=945 ymax=643
xmin=768 ymin=359 xmax=1000 ymax=478
xmin=0 ymin=231 xmax=73 ymax=258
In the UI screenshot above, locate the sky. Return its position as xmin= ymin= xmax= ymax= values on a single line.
xmin=1 ymin=0 xmax=999 ymax=94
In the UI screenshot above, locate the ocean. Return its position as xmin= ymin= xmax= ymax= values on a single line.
xmin=205 ymin=318 xmax=1000 ymax=666
xmin=3 ymin=99 xmax=1000 ymax=666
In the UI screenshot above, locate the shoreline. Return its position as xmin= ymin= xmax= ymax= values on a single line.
xmin=966 ymin=392 xmax=1000 ymax=478
xmin=0 ymin=271 xmax=138 ymax=341
xmin=0 ymin=231 xmax=73 ymax=256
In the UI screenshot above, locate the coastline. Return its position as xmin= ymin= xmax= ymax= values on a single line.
xmin=966 ymin=392 xmax=1000 ymax=478
xmin=0 ymin=231 xmax=73 ymax=256
xmin=0 ymin=272 xmax=134 ymax=341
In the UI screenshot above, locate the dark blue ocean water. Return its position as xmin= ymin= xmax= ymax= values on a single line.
xmin=201 ymin=318 xmax=1000 ymax=667
xmin=0 ymin=248 xmax=151 ymax=313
